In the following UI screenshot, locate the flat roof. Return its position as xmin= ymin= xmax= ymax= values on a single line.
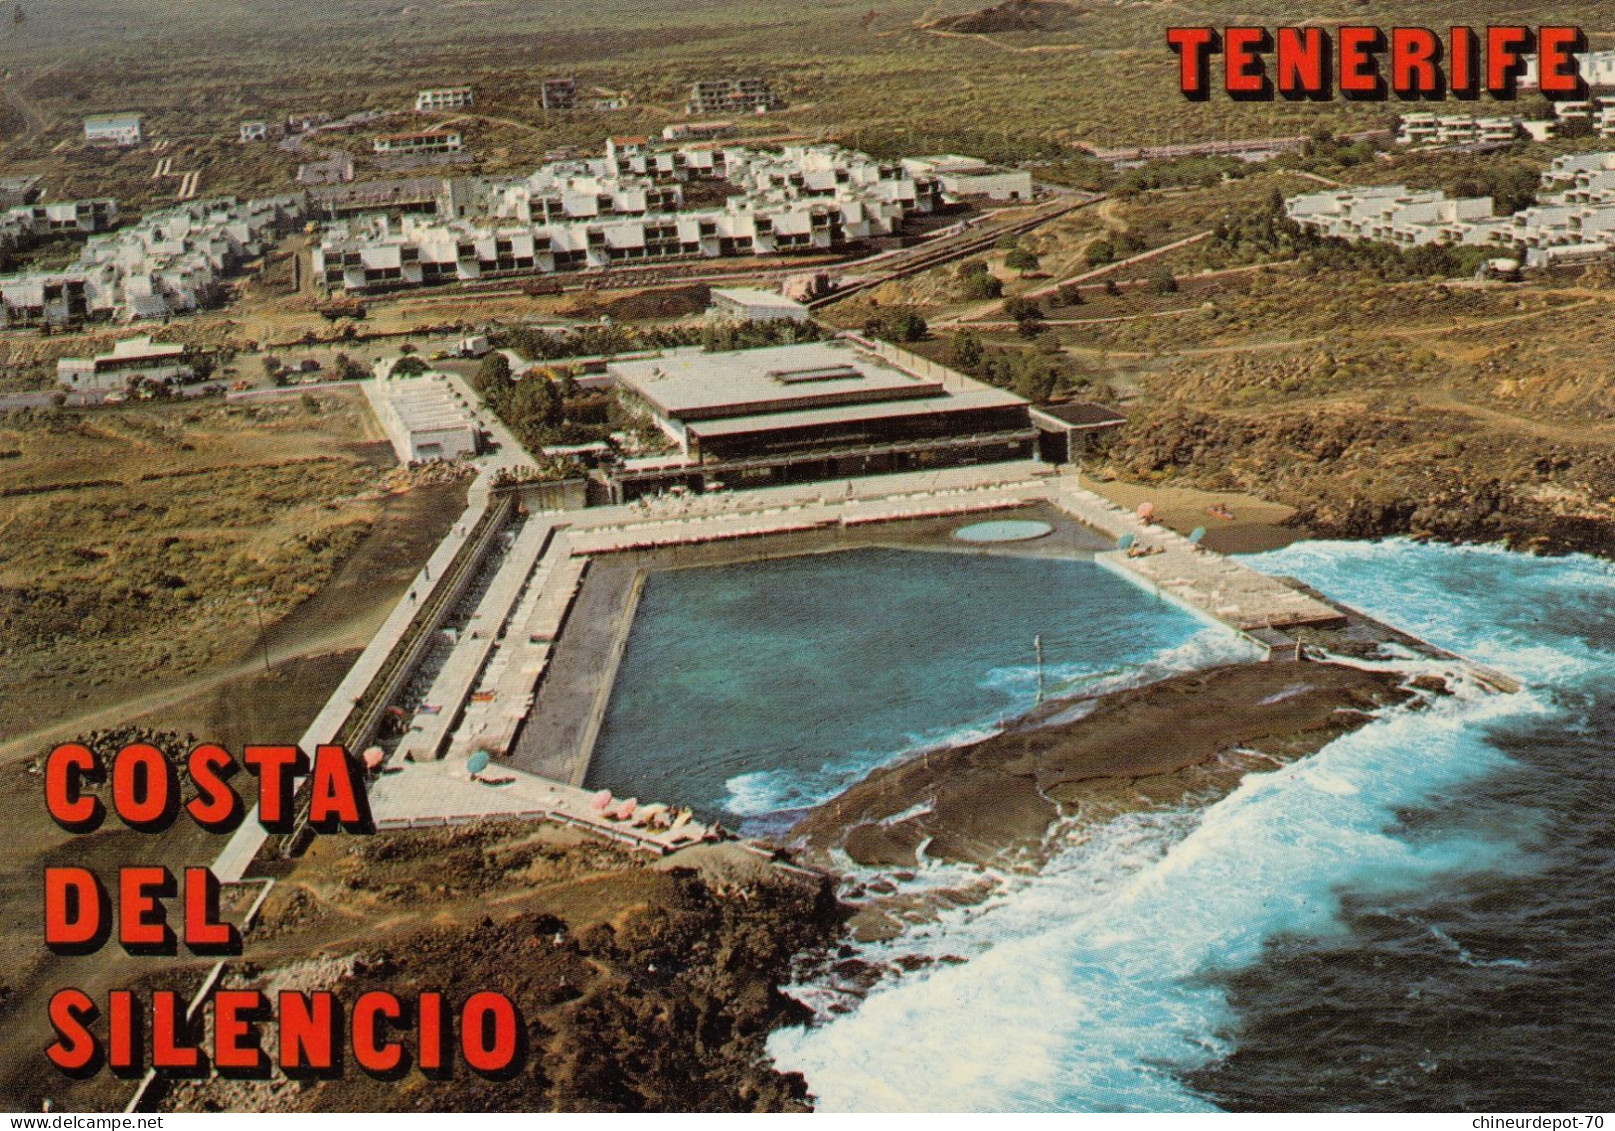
xmin=376 ymin=130 xmax=460 ymax=142
xmin=1033 ymin=402 xmax=1127 ymax=429
xmin=709 ymin=287 xmax=806 ymax=308
xmin=686 ymin=386 xmax=1029 ymax=440
xmin=384 ymin=375 xmax=478 ymax=434
xmin=610 ymin=341 xmax=945 ymax=422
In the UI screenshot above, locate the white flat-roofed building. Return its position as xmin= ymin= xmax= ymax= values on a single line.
xmin=1522 ymin=49 xmax=1615 ymax=89
xmin=374 ymin=130 xmax=462 ymax=155
xmin=84 ymin=114 xmax=143 ymax=147
xmin=7 ymin=199 xmax=119 ymax=235
xmin=707 ymin=286 xmax=810 ymax=323
xmin=1 ymin=194 xmax=303 ymax=326
xmin=310 ymin=141 xmax=955 ymax=294
xmin=239 ymin=120 xmax=269 ymax=142
xmin=604 ymin=337 xmax=1036 ymax=498
xmin=415 ymin=87 xmax=473 ymax=112
xmin=1287 ymin=159 xmax=1615 ymax=266
xmin=56 ymin=335 xmax=192 ymax=391
xmin=901 ymin=155 xmax=1034 ymax=202
xmin=373 ymin=372 xmax=480 ymax=463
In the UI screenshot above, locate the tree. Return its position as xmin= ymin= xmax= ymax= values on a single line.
xmin=390 ymin=355 xmax=429 ymax=378
xmin=1056 ymin=283 xmax=1083 ymax=307
xmin=1085 ymin=239 xmax=1115 ymax=267
xmin=962 ymin=271 xmax=1003 ymax=300
xmin=948 ymin=331 xmax=984 ymax=372
xmin=1146 ymin=269 xmax=1178 ymax=296
xmin=865 ymin=310 xmax=927 ymax=343
xmin=1004 ymin=248 xmax=1040 ymax=276
xmin=261 ymin=355 xmax=282 ymax=380
xmin=475 ymin=350 xmax=512 ymax=394
xmin=333 ymin=353 xmax=367 ymax=381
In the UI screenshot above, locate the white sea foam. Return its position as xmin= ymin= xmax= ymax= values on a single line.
xmin=722 ymin=626 xmax=1257 ymax=818
xmin=769 ymin=540 xmax=1602 ymax=1112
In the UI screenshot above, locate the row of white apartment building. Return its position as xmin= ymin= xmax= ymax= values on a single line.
xmin=1285 ymin=155 xmax=1615 ymax=267
xmin=415 ymin=87 xmax=473 ymax=112
xmin=1 ymin=199 xmax=119 ymax=250
xmin=312 ymin=142 xmax=946 ymax=293
xmin=1 ymin=195 xmax=305 ymax=327
xmin=1521 ymin=50 xmax=1615 ymax=90
xmin=1395 ymin=114 xmax=1525 ymax=147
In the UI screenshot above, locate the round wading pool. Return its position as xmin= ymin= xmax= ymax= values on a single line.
xmin=951 ymin=519 xmax=1055 ymax=544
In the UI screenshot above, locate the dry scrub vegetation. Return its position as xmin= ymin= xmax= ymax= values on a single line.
xmin=0 ymin=391 xmax=393 ymax=736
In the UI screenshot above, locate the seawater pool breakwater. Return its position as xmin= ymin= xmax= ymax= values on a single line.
xmin=223 ymin=460 xmax=1520 ymax=884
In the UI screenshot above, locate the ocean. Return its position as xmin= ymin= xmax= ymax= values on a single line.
xmin=765 ymin=539 xmax=1615 ymax=1111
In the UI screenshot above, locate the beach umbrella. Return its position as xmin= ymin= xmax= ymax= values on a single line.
xmin=1136 ymin=502 xmax=1156 ymax=520
xmin=1189 ymin=526 xmax=1206 ymax=545
xmin=467 ymin=750 xmax=490 ymax=776
xmin=1117 ymin=533 xmax=1135 ymax=551
xmin=362 ymin=747 xmax=385 ymax=772
xmin=590 ymin=789 xmax=614 ymax=811
xmin=614 ymin=799 xmax=638 ymax=820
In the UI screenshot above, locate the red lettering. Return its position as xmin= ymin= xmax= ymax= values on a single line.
xmin=461 ymin=992 xmax=518 ymax=1074
xmin=186 ymin=744 xmax=242 ymax=831
xmin=152 ymin=991 xmax=201 ymax=1070
xmin=353 ymin=991 xmax=403 ymax=1073
xmin=1487 ymin=26 xmax=1531 ymax=94
xmin=119 ymin=866 xmax=174 ymax=953
xmin=1166 ymin=27 xmax=1217 ymax=95
xmin=184 ymin=867 xmax=239 ymax=954
xmin=1451 ymin=26 xmax=1478 ymax=94
xmin=307 ymin=744 xmax=368 ymax=832
xmin=213 ymin=990 xmax=268 ymax=1072
xmin=1539 ymin=26 xmax=1582 ymax=95
xmin=418 ymin=992 xmax=443 ymax=1072
xmin=1338 ymin=26 xmax=1384 ymax=95
xmin=244 ymin=745 xmax=305 ymax=830
xmin=1391 ymin=28 xmax=1441 ymax=95
xmin=44 ymin=868 xmax=103 ymax=951
xmin=1276 ymin=27 xmax=1327 ymax=96
xmin=112 ymin=743 xmax=175 ymax=830
xmin=108 ymin=991 xmax=137 ymax=1073
xmin=45 ymin=989 xmax=98 ymax=1073
xmin=1224 ymin=27 xmax=1267 ymax=94
xmin=280 ymin=992 xmax=337 ymax=1071
xmin=45 ymin=744 xmax=103 ymax=831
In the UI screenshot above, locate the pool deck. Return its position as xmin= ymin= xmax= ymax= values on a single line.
xmin=250 ymin=458 xmax=1508 ymax=861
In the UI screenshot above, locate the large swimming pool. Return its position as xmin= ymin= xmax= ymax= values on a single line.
xmin=586 ymin=547 xmax=1238 ymax=825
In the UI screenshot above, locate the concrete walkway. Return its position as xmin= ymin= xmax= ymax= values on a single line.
xmin=368 ymin=758 xmax=716 ymax=854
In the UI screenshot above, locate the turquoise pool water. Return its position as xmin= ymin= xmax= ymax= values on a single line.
xmin=586 ymin=547 xmax=1234 ymax=824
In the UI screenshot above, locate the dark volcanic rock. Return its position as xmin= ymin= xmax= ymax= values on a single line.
xmin=792 ymin=662 xmax=1412 ymax=868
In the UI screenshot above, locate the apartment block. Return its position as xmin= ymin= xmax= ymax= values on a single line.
xmin=1287 ymin=159 xmax=1615 ymax=267
xmin=374 ymin=130 xmax=463 ymax=155
xmin=687 ymin=77 xmax=782 ymax=116
xmin=415 ymin=87 xmax=473 ymax=112
xmin=310 ymin=140 xmax=945 ymax=294
xmin=540 ymin=78 xmax=578 ymax=111
xmin=84 ymin=114 xmax=143 ymax=147
xmin=1 ymin=195 xmax=304 ymax=326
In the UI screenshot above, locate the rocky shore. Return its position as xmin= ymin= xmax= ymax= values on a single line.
xmin=153 ymin=824 xmax=847 ymax=1114
xmin=1107 ymin=405 xmax=1615 ymax=559
xmin=790 ymin=661 xmax=1420 ymax=872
